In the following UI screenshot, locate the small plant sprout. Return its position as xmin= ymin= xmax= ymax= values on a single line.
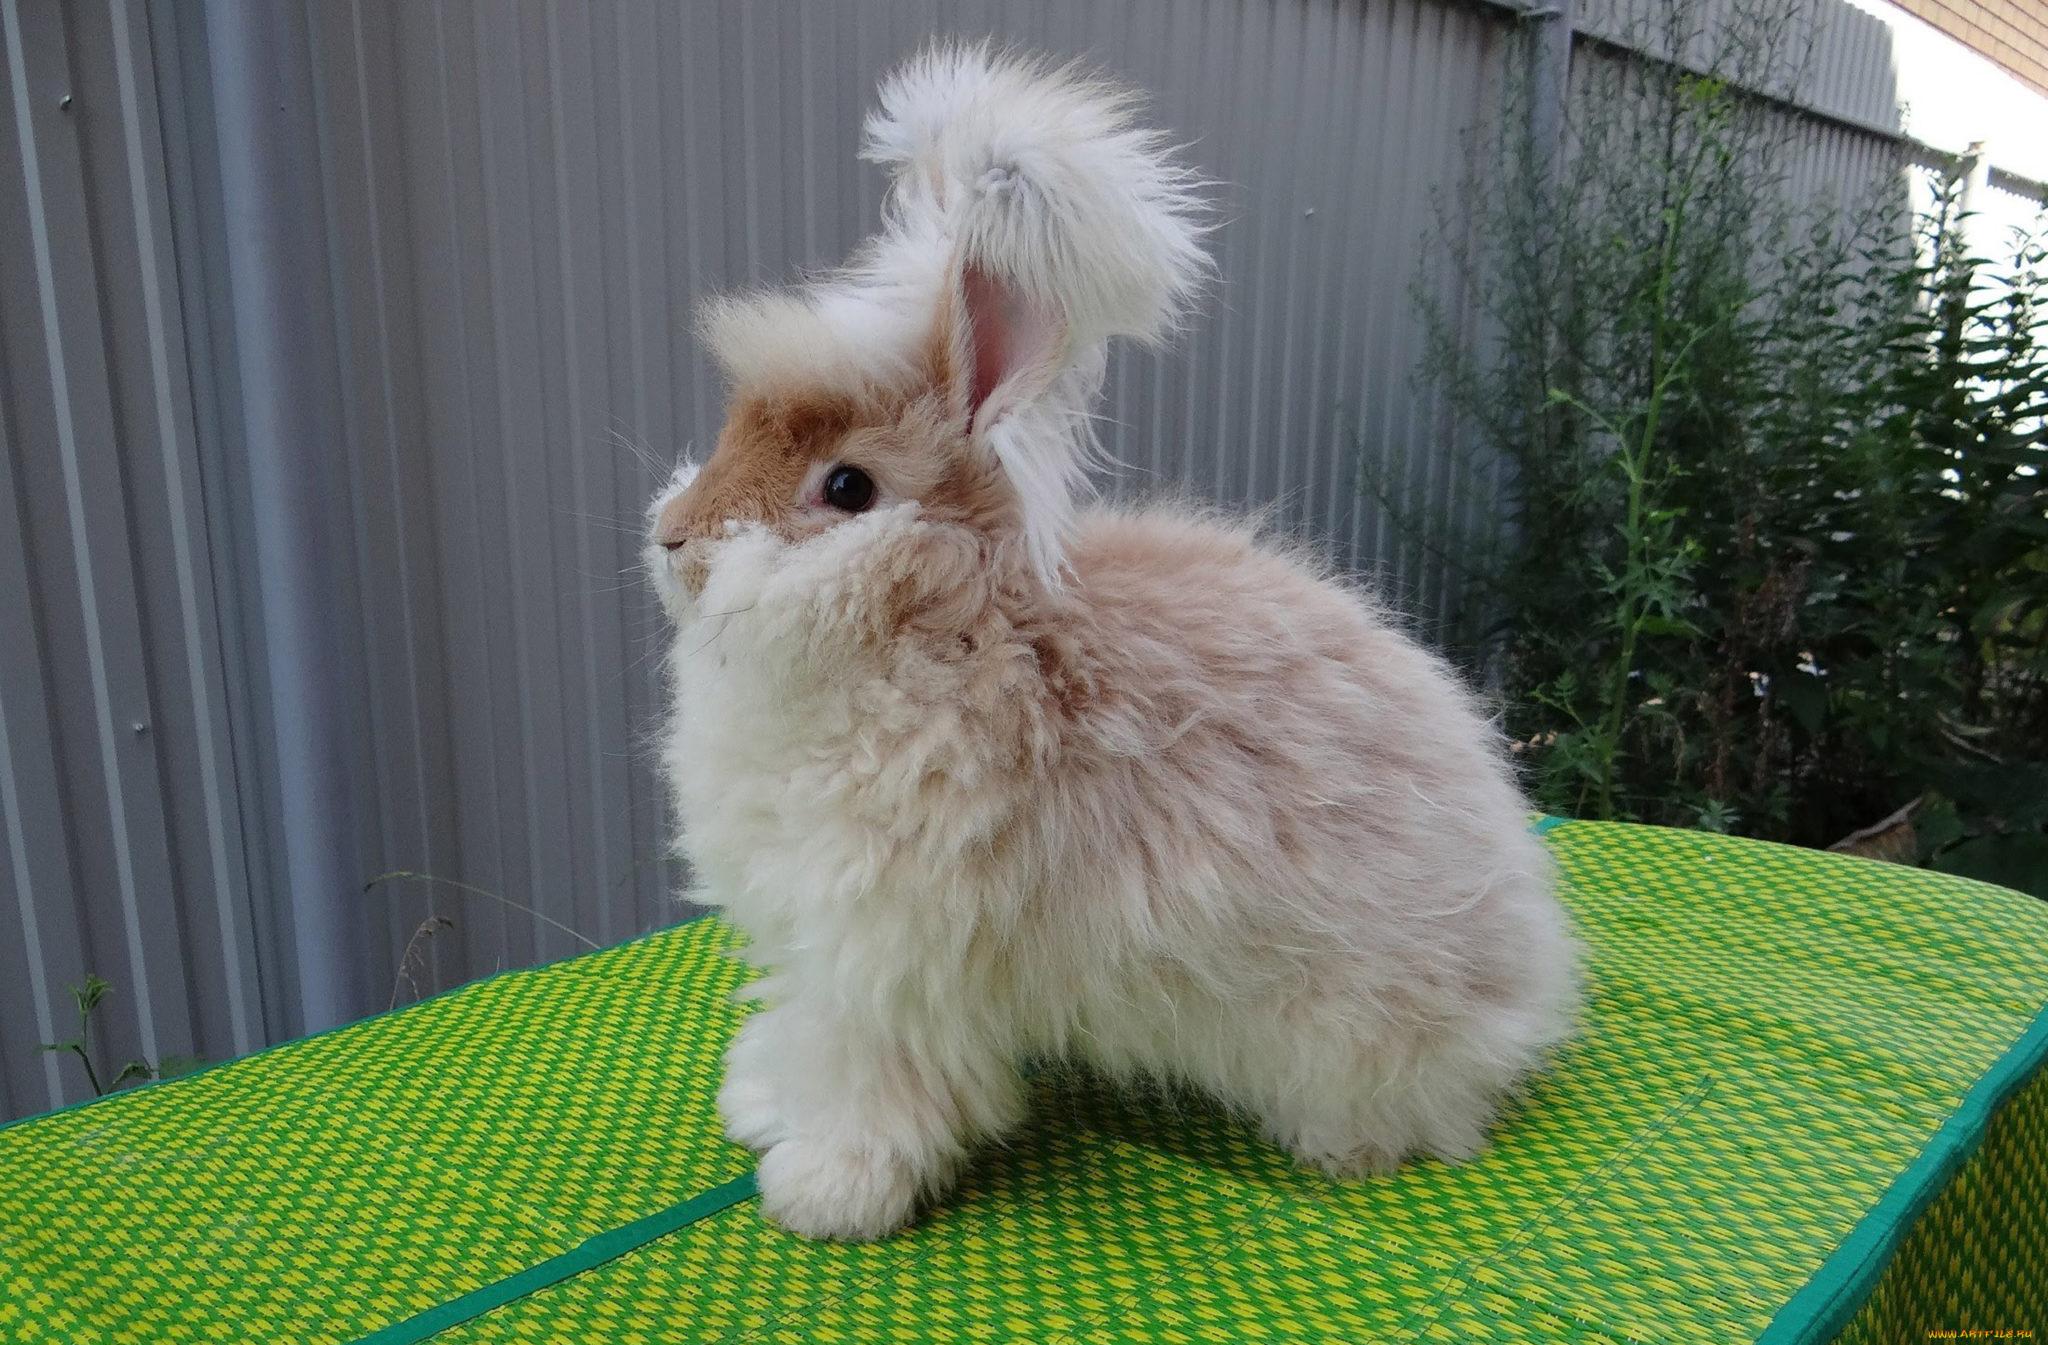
xmin=36 ymin=975 xmax=204 ymax=1098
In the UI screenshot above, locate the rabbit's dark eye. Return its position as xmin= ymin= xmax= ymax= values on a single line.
xmin=823 ymin=464 xmax=876 ymax=513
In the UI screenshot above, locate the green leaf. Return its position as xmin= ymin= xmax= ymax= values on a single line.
xmin=1930 ymin=833 xmax=2048 ymax=898
xmin=1635 ymin=614 xmax=1699 ymax=638
xmin=112 ymin=1060 xmax=155 ymax=1089
xmin=1927 ymin=762 xmax=2048 ymax=832
xmin=34 ymin=1040 xmax=83 ymax=1056
xmin=155 ymin=1055 xmax=207 ymax=1081
xmin=1774 ymin=672 xmax=1829 ymax=736
xmin=71 ymin=974 xmax=111 ymax=1018
xmin=1692 ymin=799 xmax=1740 ymax=833
xmin=1916 ymin=796 xmax=1966 ymax=860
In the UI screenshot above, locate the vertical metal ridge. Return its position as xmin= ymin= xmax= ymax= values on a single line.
xmin=1206 ymin=0 xmax=1255 ymax=501
xmin=672 ymin=2 xmax=713 ymax=453
xmin=1238 ymin=0 xmax=1289 ymax=508
xmin=303 ymin=0 xmax=396 ymax=997
xmin=542 ymin=1 xmax=619 ymax=945
xmin=798 ymin=2 xmax=821 ymax=267
xmin=1360 ymin=0 xmax=1425 ymax=577
xmin=1300 ymin=0 xmax=1347 ymax=546
xmin=0 ymin=361 xmax=66 ymax=1110
xmin=609 ymin=3 xmax=645 ymax=450
xmin=154 ymin=0 xmax=297 ymax=1049
xmin=1179 ymin=0 xmax=1225 ymax=494
xmin=107 ymin=0 xmax=253 ymax=1053
xmin=429 ymin=0 xmax=510 ymax=974
xmin=468 ymin=0 xmax=546 ymax=966
xmin=4 ymin=0 xmax=161 ymax=1060
xmin=736 ymin=0 xmax=762 ymax=282
xmin=205 ymin=0 xmax=372 ymax=1031
xmin=343 ymin=0 xmax=415 ymax=801
xmin=1329 ymin=0 xmax=1388 ymax=565
xmin=345 ymin=0 xmax=448 ymax=976
xmin=1417 ymin=2 xmax=1481 ymax=622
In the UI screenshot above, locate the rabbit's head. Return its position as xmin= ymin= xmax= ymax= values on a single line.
xmin=648 ymin=45 xmax=1208 ymax=620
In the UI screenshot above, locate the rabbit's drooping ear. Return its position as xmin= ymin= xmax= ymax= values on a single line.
xmin=865 ymin=45 xmax=1210 ymax=581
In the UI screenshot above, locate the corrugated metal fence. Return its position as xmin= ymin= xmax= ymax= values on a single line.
xmin=2 ymin=1 xmax=275 ymax=1121
xmin=0 ymin=0 xmax=1992 ymax=1119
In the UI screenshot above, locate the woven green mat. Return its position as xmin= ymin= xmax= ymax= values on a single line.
xmin=2 ymin=821 xmax=2044 ymax=1343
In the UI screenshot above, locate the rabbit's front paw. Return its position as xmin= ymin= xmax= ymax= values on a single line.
xmin=717 ymin=1070 xmax=790 ymax=1152
xmin=757 ymin=1137 xmax=920 ymax=1241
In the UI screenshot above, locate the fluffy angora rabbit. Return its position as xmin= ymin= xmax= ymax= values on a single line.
xmin=646 ymin=46 xmax=1578 ymax=1241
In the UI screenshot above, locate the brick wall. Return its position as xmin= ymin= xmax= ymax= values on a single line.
xmin=1889 ymin=0 xmax=2048 ymax=95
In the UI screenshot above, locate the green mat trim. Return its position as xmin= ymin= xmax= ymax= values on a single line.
xmin=350 ymin=1172 xmax=761 ymax=1345
xmin=1760 ymin=1003 xmax=2048 ymax=1344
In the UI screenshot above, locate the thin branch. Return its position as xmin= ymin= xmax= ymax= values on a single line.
xmin=363 ymin=871 xmax=601 ymax=951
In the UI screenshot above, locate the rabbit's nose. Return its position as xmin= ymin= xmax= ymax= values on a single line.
xmin=654 ymin=493 xmax=691 ymax=551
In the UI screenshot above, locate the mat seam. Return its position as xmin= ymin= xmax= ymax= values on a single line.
xmin=347 ymin=1172 xmax=761 ymax=1345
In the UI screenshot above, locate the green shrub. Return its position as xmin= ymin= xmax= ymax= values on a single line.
xmin=1405 ymin=1 xmax=2048 ymax=886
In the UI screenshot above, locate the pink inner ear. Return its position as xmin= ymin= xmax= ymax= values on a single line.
xmin=964 ymin=265 xmax=1013 ymax=415
xmin=961 ymin=263 xmax=1061 ymax=428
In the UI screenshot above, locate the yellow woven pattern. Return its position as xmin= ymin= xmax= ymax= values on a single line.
xmin=1838 ymin=1062 xmax=2048 ymax=1343
xmin=0 ymin=922 xmax=755 ymax=1343
xmin=431 ymin=822 xmax=2048 ymax=1344
xmin=2 ymin=821 xmax=2044 ymax=1344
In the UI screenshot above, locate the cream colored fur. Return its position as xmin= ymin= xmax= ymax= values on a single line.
xmin=647 ymin=47 xmax=1579 ymax=1242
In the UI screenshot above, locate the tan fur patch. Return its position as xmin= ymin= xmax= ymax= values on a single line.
xmin=656 ymin=389 xmax=865 ymax=548
xmin=661 ymin=360 xmax=1025 ymax=568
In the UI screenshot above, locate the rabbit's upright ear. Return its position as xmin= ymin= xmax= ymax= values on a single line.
xmin=864 ymin=45 xmax=1210 ymax=580
xmin=942 ymin=261 xmax=1068 ymax=437
xmin=865 ymin=46 xmax=1210 ymax=354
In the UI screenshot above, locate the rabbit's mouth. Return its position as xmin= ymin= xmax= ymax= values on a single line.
xmin=644 ymin=462 xmax=704 ymax=619
xmin=670 ymin=544 xmax=714 ymax=599
xmin=650 ymin=523 xmax=786 ymax=626
xmin=646 ymin=535 xmax=712 ymax=623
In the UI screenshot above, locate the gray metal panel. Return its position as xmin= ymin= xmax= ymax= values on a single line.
xmin=1 ymin=0 xmax=1927 ymax=1120
xmin=266 ymin=0 xmax=1520 ymax=1018
xmin=290 ymin=0 xmax=1920 ymax=1019
xmin=0 ymin=0 xmax=266 ymax=1117
xmin=205 ymin=0 xmax=380 ymax=1033
xmin=1575 ymin=0 xmax=1902 ymax=135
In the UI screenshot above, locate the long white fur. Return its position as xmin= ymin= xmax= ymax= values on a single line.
xmin=651 ymin=48 xmax=1580 ymax=1243
xmin=703 ymin=45 xmax=1208 ymax=584
xmin=860 ymin=44 xmax=1209 ymax=349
